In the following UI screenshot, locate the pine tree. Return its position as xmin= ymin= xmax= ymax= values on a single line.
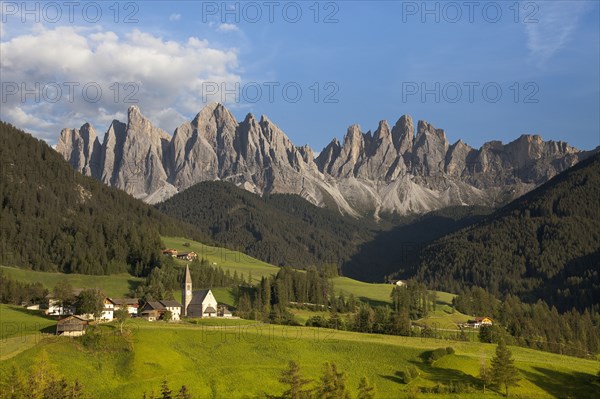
xmin=479 ymin=359 xmax=492 ymax=394
xmin=70 ymin=379 xmax=85 ymax=399
xmin=279 ymin=361 xmax=311 ymax=399
xmin=317 ymin=362 xmax=350 ymax=399
xmin=176 ymin=385 xmax=192 ymax=399
xmin=159 ymin=379 xmax=172 ymax=399
xmin=490 ymin=339 xmax=520 ymax=396
xmin=357 ymin=376 xmax=376 ymax=399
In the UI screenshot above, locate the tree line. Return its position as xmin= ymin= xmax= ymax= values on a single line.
xmin=0 ymin=269 xmax=47 ymax=305
xmin=454 ymin=286 xmax=600 ymax=357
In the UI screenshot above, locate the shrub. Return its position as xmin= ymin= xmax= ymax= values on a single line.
xmin=396 ymin=365 xmax=420 ymax=384
xmin=425 ymin=347 xmax=454 ymax=365
xmin=305 ymin=316 xmax=328 ymax=328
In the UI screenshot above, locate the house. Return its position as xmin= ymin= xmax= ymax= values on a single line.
xmin=44 ymin=288 xmax=82 ymax=316
xmin=159 ymin=300 xmax=182 ymax=321
xmin=139 ymin=300 xmax=182 ymax=321
xmin=176 ymin=252 xmax=198 ymax=261
xmin=162 ymin=249 xmax=178 ymax=257
xmin=109 ymin=298 xmax=139 ymax=315
xmin=100 ymin=298 xmax=116 ymax=321
xmin=140 ymin=301 xmax=166 ymax=321
xmin=218 ymin=306 xmax=232 ymax=318
xmin=181 ymin=265 xmax=220 ymax=318
xmin=388 ymin=279 xmax=407 ymax=287
xmin=56 ymin=315 xmax=89 ymax=337
xmin=466 ymin=317 xmax=493 ymax=328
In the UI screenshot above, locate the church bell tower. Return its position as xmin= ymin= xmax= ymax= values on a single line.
xmin=182 ymin=264 xmax=192 ymax=316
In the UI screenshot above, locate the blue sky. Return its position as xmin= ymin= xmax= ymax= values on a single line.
xmin=1 ymin=1 xmax=598 ymax=152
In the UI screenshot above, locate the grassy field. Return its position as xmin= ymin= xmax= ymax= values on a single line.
xmin=162 ymin=236 xmax=279 ymax=282
xmin=0 ymin=312 xmax=597 ymax=398
xmin=0 ymin=304 xmax=58 ymax=360
xmin=0 ymin=266 xmax=144 ymax=297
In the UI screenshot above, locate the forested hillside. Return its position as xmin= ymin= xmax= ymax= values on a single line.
xmin=156 ymin=181 xmax=373 ymax=268
xmin=0 ymin=122 xmax=204 ymax=276
xmin=417 ymin=153 xmax=600 ymax=311
xmin=343 ymin=205 xmax=492 ymax=282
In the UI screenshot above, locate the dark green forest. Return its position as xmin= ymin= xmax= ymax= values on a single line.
xmin=343 ymin=205 xmax=492 ymax=281
xmin=155 ymin=181 xmax=373 ymax=269
xmin=417 ymin=153 xmax=600 ymax=311
xmin=0 ymin=121 xmax=205 ymax=276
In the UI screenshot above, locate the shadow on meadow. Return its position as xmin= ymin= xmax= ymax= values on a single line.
xmin=7 ymin=305 xmax=57 ymax=321
xmin=381 ymin=349 xmax=482 ymax=390
xmin=521 ymin=366 xmax=597 ymax=399
xmin=358 ymin=296 xmax=390 ymax=308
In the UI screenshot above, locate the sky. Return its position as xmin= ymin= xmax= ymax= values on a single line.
xmin=1 ymin=0 xmax=599 ymax=152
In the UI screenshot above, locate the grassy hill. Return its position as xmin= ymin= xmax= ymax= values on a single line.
xmin=0 ymin=308 xmax=597 ymax=398
xmin=162 ymin=236 xmax=279 ymax=282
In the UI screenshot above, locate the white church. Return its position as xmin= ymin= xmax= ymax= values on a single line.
xmin=182 ymin=264 xmax=220 ymax=318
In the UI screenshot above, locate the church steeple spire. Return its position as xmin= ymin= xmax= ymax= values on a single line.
xmin=182 ymin=264 xmax=193 ymax=316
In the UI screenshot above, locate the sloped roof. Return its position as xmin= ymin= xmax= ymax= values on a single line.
xmin=189 ymin=289 xmax=211 ymax=305
xmin=184 ymin=264 xmax=192 ymax=285
xmin=143 ymin=301 xmax=166 ymax=311
xmin=160 ymin=300 xmax=182 ymax=308
xmin=56 ymin=315 xmax=89 ymax=332
xmin=109 ymin=298 xmax=139 ymax=306
xmin=204 ymin=306 xmax=217 ymax=314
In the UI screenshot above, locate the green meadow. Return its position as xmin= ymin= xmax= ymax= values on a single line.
xmin=162 ymin=236 xmax=280 ymax=282
xmin=3 ymin=237 xmax=595 ymax=397
xmin=0 ymin=265 xmax=144 ymax=297
xmin=0 ymin=308 xmax=597 ymax=398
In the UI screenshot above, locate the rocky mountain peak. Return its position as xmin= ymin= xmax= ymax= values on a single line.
xmin=391 ymin=114 xmax=414 ymax=155
xmin=58 ymin=104 xmax=594 ymax=217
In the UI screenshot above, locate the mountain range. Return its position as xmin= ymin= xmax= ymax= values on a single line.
xmin=57 ymin=103 xmax=595 ymax=217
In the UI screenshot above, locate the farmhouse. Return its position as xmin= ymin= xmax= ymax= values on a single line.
xmin=162 ymin=248 xmax=178 ymax=257
xmin=466 ymin=317 xmax=493 ymax=328
xmin=44 ymin=288 xmax=82 ymax=316
xmin=139 ymin=300 xmax=183 ymax=321
xmin=101 ymin=298 xmax=115 ymax=321
xmin=388 ymin=279 xmax=407 ymax=287
xmin=176 ymin=252 xmax=198 ymax=261
xmin=182 ymin=265 xmax=219 ymax=318
xmin=109 ymin=298 xmax=139 ymax=315
xmin=218 ymin=306 xmax=232 ymax=318
xmin=56 ymin=315 xmax=89 ymax=337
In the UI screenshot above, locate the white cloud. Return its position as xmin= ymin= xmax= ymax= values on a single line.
xmin=217 ymin=23 xmax=240 ymax=33
xmin=525 ymin=1 xmax=587 ymax=65
xmin=169 ymin=14 xmax=181 ymax=21
xmin=0 ymin=25 xmax=241 ymax=141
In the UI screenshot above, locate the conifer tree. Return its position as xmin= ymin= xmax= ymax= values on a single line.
xmin=491 ymin=339 xmax=520 ymax=396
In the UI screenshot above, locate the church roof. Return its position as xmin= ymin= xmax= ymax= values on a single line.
xmin=184 ymin=264 xmax=192 ymax=285
xmin=189 ymin=289 xmax=212 ymax=305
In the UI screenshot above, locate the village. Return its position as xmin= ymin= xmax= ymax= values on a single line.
xmin=43 ymin=264 xmax=234 ymax=337
xmin=34 ymin=258 xmax=494 ymax=337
